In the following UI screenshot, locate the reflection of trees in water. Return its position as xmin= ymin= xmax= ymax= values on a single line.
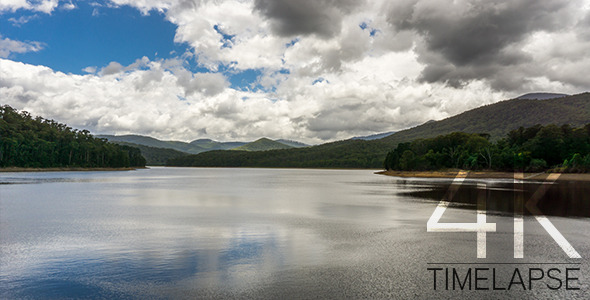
xmin=397 ymin=180 xmax=590 ymax=218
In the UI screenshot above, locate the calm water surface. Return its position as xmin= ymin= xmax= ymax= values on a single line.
xmin=1 ymin=167 xmax=589 ymax=299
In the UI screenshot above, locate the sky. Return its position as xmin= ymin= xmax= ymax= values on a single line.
xmin=1 ymin=0 xmax=589 ymax=144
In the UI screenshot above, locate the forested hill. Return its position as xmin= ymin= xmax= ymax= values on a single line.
xmin=0 ymin=105 xmax=145 ymax=168
xmin=381 ymin=92 xmax=590 ymax=146
xmin=166 ymin=92 xmax=590 ymax=168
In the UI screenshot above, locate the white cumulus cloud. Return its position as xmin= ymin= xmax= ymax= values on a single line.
xmin=0 ymin=0 xmax=59 ymax=14
xmin=0 ymin=35 xmax=44 ymax=58
xmin=1 ymin=0 xmax=589 ymax=143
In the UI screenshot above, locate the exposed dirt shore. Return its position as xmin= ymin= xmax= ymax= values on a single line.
xmin=375 ymin=170 xmax=590 ymax=182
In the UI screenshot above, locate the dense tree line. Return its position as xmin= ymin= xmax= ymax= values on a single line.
xmin=384 ymin=124 xmax=590 ymax=172
xmin=0 ymin=105 xmax=145 ymax=168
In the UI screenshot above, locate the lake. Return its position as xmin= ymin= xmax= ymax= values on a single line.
xmin=1 ymin=167 xmax=589 ymax=299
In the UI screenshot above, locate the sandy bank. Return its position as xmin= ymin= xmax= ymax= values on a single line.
xmin=375 ymin=170 xmax=590 ymax=182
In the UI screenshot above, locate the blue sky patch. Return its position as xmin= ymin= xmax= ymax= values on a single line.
xmin=285 ymin=38 xmax=299 ymax=48
xmin=0 ymin=2 xmax=189 ymax=74
xmin=312 ymin=77 xmax=328 ymax=85
xmin=359 ymin=22 xmax=379 ymax=37
xmin=213 ymin=24 xmax=235 ymax=49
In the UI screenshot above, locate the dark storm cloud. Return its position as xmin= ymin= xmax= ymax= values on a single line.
xmin=386 ymin=0 xmax=578 ymax=90
xmin=253 ymin=0 xmax=361 ymax=38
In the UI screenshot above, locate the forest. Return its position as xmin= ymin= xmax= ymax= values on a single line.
xmin=0 ymin=105 xmax=145 ymax=168
xmin=383 ymin=124 xmax=590 ymax=173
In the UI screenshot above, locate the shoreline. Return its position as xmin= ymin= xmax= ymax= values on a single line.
xmin=0 ymin=167 xmax=146 ymax=173
xmin=375 ymin=170 xmax=590 ymax=182
xmin=159 ymin=166 xmax=383 ymax=171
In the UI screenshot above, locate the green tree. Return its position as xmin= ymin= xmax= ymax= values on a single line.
xmin=0 ymin=105 xmax=146 ymax=168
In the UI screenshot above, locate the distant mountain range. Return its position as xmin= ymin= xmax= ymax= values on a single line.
xmin=166 ymin=92 xmax=590 ymax=168
xmin=97 ymin=135 xmax=208 ymax=154
xmin=98 ymin=134 xmax=309 ymax=165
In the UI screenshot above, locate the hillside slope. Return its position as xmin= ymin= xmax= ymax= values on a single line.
xmin=276 ymin=139 xmax=309 ymax=148
xmin=381 ymin=92 xmax=590 ymax=146
xmin=352 ymin=131 xmax=396 ymax=140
